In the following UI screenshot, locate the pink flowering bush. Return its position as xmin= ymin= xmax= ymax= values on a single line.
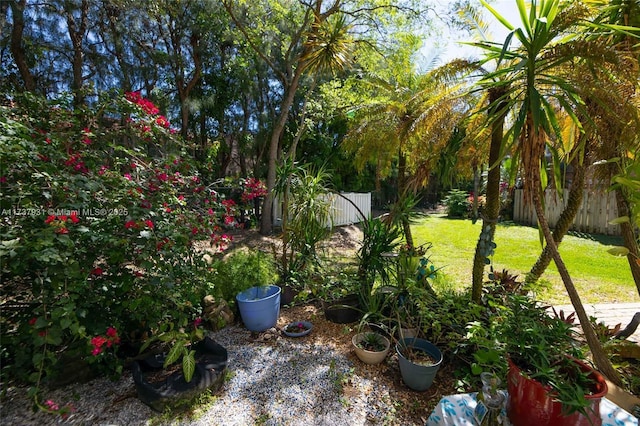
xmin=0 ymin=92 xmax=243 ymax=402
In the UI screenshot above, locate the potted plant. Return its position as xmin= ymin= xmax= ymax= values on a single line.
xmin=352 ymin=331 xmax=391 ymax=364
xmin=318 ymin=271 xmax=362 ymax=324
xmin=209 ymin=250 xmax=281 ymax=332
xmin=500 ymin=295 xmax=608 ymax=426
xmin=396 ymin=336 xmax=443 ymax=391
xmin=282 ymin=321 xmax=313 ymax=337
xmin=132 ymin=317 xmax=228 ymax=412
xmin=274 ymin=163 xmax=333 ymax=306
xmin=210 ymin=250 xmax=279 ymax=308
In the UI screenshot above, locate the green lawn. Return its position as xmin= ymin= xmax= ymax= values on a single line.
xmin=410 ymin=214 xmax=639 ymax=305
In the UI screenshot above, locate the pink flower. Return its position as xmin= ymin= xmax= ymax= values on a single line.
xmin=224 ymin=215 xmax=235 ymax=225
xmin=45 ymin=215 xmax=56 ymax=224
xmin=124 ymin=173 xmax=132 ymax=181
xmin=144 ymin=219 xmax=154 ymax=229
xmin=91 ymin=267 xmax=103 ymax=276
xmin=44 ymin=399 xmax=60 ymax=411
xmin=55 ymin=227 xmax=69 ymax=234
xmin=0 ymin=176 xmax=6 ymax=184
xmin=98 ymin=165 xmax=108 ymax=175
xmin=124 ymin=220 xmax=137 ymax=229
xmin=69 ymin=211 xmax=79 ymax=223
xmin=193 ymin=318 xmax=203 ymax=328
xmin=106 ymin=327 xmax=118 ymax=338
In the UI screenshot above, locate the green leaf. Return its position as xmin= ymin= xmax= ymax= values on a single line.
xmin=59 ymin=318 xmax=72 ymax=330
xmin=182 ymin=350 xmax=196 ymax=382
xmin=607 ymin=246 xmax=630 ymax=257
xmin=32 ymin=352 xmax=44 ymax=365
xmin=608 ymin=216 xmax=630 ymax=225
xmin=163 ymin=343 xmax=185 ymax=367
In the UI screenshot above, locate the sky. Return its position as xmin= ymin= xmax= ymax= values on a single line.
xmin=421 ymin=0 xmax=523 ymax=66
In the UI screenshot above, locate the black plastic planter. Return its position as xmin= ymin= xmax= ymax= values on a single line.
xmin=323 ymin=294 xmax=361 ymax=324
xmin=131 ymin=337 xmax=228 ymax=412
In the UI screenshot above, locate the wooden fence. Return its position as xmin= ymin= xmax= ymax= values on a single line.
xmin=273 ymin=192 xmax=371 ymax=227
xmin=513 ymin=189 xmax=620 ymax=235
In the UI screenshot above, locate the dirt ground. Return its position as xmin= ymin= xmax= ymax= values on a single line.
xmin=227 ymin=224 xmax=459 ymax=424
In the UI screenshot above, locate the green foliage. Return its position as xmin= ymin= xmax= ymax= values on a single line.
xmin=355 ymin=332 xmax=387 ymax=352
xmin=275 ymin=163 xmax=333 ymax=290
xmin=315 ymin=270 xmax=360 ymax=302
xmin=357 ymin=216 xmax=401 ymax=291
xmin=209 ymin=250 xmax=279 ymax=303
xmin=442 ymin=189 xmax=471 ymax=218
xmin=0 ymin=92 xmax=233 ymax=397
xmin=139 ymin=318 xmax=205 ymax=383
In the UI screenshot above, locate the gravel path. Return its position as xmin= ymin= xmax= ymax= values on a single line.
xmin=1 ymin=306 xmax=411 ymax=426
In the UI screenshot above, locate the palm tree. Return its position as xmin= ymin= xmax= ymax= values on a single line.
xmin=524 ymin=1 xmax=640 ymax=288
xmin=223 ymin=1 xmax=354 ymax=235
xmin=454 ymin=5 xmax=514 ymax=300
xmin=344 ymin=65 xmax=471 ymax=245
xmin=474 ymin=0 xmax=625 ymax=384
xmin=588 ymin=0 xmax=640 ymax=294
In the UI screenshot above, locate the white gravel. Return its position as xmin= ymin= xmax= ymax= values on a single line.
xmin=1 ymin=325 xmax=398 ymax=425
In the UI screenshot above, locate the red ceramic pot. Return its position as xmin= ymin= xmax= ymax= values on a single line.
xmin=506 ymin=357 xmax=607 ymax=426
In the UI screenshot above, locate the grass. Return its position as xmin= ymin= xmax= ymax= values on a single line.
xmin=411 ymin=213 xmax=638 ymax=305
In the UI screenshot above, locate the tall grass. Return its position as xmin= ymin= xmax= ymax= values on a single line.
xmin=411 ymin=214 xmax=638 ymax=305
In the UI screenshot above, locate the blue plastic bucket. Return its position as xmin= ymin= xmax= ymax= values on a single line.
xmin=236 ymin=285 xmax=281 ymax=332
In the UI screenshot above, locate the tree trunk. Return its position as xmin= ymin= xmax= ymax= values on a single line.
xmin=9 ymin=0 xmax=36 ymax=92
xmin=615 ymin=189 xmax=640 ymax=296
xmin=65 ymin=0 xmax=89 ymax=107
xmin=472 ymin=164 xmax=480 ymax=220
xmin=471 ymin=88 xmax=507 ymax=302
xmin=397 ymin=151 xmax=414 ymax=247
xmin=260 ymin=68 xmax=304 ymax=235
xmin=526 ymin=158 xmax=585 ymax=283
xmin=527 ymin=128 xmax=622 ymax=386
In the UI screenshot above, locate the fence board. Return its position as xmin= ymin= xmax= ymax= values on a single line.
xmin=273 ymin=192 xmax=371 ymax=227
xmin=513 ymin=189 xmax=620 ymax=235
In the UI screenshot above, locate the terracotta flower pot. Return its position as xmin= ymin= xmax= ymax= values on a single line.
xmin=506 ymin=357 xmax=607 ymax=426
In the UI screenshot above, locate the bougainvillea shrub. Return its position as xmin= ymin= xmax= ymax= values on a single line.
xmin=0 ymin=92 xmax=240 ymax=391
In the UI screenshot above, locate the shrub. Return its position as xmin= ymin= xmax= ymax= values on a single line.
xmin=0 ymin=92 xmax=234 ymax=396
xmin=209 ymin=250 xmax=279 ymax=303
xmin=442 ymin=189 xmax=471 ymax=218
